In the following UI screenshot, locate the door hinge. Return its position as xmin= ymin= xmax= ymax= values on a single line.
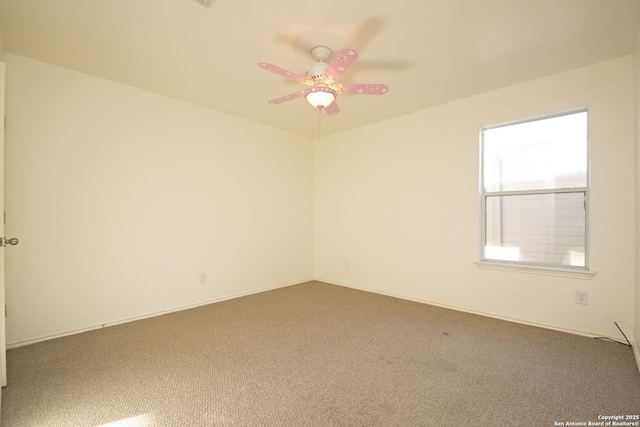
xmin=4 ymin=305 xmax=6 ymax=318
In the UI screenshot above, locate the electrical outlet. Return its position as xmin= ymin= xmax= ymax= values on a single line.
xmin=199 ymin=272 xmax=207 ymax=284
xmin=576 ymin=290 xmax=588 ymax=305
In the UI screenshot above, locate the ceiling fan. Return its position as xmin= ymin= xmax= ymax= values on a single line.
xmin=258 ymin=46 xmax=389 ymax=115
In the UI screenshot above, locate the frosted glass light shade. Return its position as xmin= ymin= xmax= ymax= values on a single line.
xmin=304 ymin=86 xmax=337 ymax=109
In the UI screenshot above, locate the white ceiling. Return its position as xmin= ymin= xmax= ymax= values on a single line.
xmin=1 ymin=0 xmax=639 ymax=138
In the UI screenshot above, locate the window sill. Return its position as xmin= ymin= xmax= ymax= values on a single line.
xmin=475 ymin=262 xmax=597 ymax=280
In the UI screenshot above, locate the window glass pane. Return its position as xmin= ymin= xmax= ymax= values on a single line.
xmin=483 ymin=112 xmax=587 ymax=192
xmin=484 ymin=192 xmax=586 ymax=267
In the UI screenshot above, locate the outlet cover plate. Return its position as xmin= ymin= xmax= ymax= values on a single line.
xmin=576 ymin=290 xmax=588 ymax=305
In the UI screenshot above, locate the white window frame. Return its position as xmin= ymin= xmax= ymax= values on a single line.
xmin=477 ymin=108 xmax=595 ymax=279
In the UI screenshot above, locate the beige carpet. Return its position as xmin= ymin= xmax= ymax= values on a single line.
xmin=1 ymin=281 xmax=639 ymax=426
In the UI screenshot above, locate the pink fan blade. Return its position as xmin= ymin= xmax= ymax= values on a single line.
xmin=258 ymin=62 xmax=307 ymax=83
xmin=341 ymin=83 xmax=389 ymax=95
xmin=324 ymin=48 xmax=359 ymax=81
xmin=268 ymin=90 xmax=305 ymax=105
xmin=325 ymin=100 xmax=340 ymax=115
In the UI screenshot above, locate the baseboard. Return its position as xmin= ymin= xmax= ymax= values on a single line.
xmin=9 ymin=277 xmax=634 ymax=359
xmin=7 ymin=277 xmax=315 ymax=349
xmin=316 ymin=278 xmax=623 ymax=341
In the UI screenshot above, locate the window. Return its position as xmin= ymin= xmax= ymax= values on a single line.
xmin=480 ymin=110 xmax=588 ymax=270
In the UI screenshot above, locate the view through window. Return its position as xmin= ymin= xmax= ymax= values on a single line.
xmin=480 ymin=110 xmax=588 ymax=269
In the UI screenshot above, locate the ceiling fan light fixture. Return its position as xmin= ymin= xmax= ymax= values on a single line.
xmin=259 ymin=46 xmax=388 ymax=116
xmin=304 ymin=86 xmax=337 ymax=110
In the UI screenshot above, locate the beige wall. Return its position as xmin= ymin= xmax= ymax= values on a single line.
xmin=315 ymin=56 xmax=636 ymax=339
xmin=4 ymin=51 xmax=638 ymax=352
xmin=4 ymin=54 xmax=315 ymax=346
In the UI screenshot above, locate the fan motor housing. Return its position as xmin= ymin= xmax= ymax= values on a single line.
xmin=307 ymin=62 xmax=329 ymax=83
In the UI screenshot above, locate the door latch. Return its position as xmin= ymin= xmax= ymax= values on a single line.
xmin=1 ymin=237 xmax=19 ymax=247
